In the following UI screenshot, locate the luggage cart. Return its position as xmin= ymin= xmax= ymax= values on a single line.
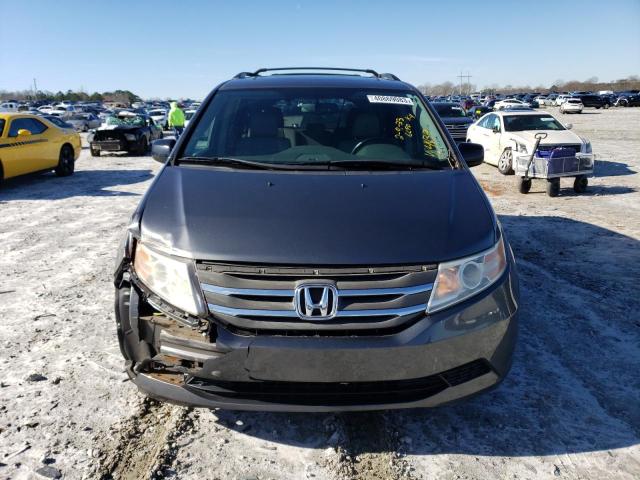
xmin=515 ymin=132 xmax=595 ymax=197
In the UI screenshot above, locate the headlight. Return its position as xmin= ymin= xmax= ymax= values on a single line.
xmin=124 ymin=133 xmax=137 ymax=141
xmin=427 ymin=236 xmax=507 ymax=314
xmin=515 ymin=142 xmax=528 ymax=154
xmin=133 ymin=243 xmax=203 ymax=316
xmin=582 ymin=141 xmax=592 ymax=154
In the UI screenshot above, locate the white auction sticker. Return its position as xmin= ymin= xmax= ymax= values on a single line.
xmin=367 ymin=95 xmax=413 ymax=105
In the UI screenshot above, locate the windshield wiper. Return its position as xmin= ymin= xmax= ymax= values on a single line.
xmin=323 ymin=159 xmax=445 ymax=170
xmin=177 ymin=156 xmax=299 ymax=170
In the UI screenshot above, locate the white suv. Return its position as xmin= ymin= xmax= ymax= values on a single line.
xmin=560 ymin=98 xmax=584 ymax=114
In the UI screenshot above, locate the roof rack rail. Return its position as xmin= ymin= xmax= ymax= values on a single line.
xmin=234 ymin=71 xmax=255 ymax=79
xmin=233 ymin=67 xmax=401 ymax=80
xmin=379 ymin=72 xmax=401 ymax=81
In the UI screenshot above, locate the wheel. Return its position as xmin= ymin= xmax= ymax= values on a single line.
xmin=90 ymin=147 xmax=100 ymax=157
xmin=518 ymin=177 xmax=532 ymax=194
xmin=498 ymin=148 xmax=514 ymax=175
xmin=603 ymin=103 xmax=610 ymax=109
xmin=573 ymin=176 xmax=588 ymax=193
xmin=138 ymin=137 xmax=148 ymax=156
xmin=55 ymin=145 xmax=75 ymax=177
xmin=546 ymin=178 xmax=560 ymax=197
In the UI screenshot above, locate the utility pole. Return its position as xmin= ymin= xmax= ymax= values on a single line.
xmin=457 ymin=71 xmax=472 ymax=95
xmin=33 ymin=78 xmax=38 ymax=99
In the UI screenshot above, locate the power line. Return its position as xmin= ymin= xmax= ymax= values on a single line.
xmin=457 ymin=71 xmax=472 ymax=95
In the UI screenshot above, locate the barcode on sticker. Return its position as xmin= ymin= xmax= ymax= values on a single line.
xmin=367 ymin=95 xmax=413 ymax=105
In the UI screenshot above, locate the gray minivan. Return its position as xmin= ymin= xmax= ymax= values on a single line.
xmin=114 ymin=68 xmax=519 ymax=411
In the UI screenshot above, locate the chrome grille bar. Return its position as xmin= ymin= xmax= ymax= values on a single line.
xmin=201 ymin=282 xmax=433 ymax=298
xmin=207 ymin=303 xmax=427 ymax=318
xmin=201 ymin=284 xmax=294 ymax=297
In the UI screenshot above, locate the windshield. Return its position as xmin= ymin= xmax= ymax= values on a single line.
xmin=0 ymin=119 xmax=5 ymax=136
xmin=180 ymin=88 xmax=450 ymax=168
xmin=45 ymin=117 xmax=73 ymax=128
xmin=503 ymin=114 xmax=565 ymax=132
xmin=106 ymin=115 xmax=145 ymax=126
xmin=433 ymin=104 xmax=466 ymax=118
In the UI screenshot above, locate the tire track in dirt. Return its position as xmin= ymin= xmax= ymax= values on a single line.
xmin=91 ymin=398 xmax=194 ymax=480
xmin=325 ymin=412 xmax=415 ymax=480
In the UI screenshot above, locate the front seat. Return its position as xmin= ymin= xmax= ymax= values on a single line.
xmin=235 ymin=108 xmax=291 ymax=155
xmin=338 ymin=112 xmax=382 ymax=153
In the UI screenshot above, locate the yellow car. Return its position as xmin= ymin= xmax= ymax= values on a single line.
xmin=0 ymin=113 xmax=81 ymax=182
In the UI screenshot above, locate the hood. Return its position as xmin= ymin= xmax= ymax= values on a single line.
xmin=442 ymin=117 xmax=473 ymax=126
xmin=509 ymin=129 xmax=582 ymax=146
xmin=97 ymin=124 xmax=141 ymax=132
xmin=169 ymin=101 xmax=178 ymax=110
xmin=139 ymin=167 xmax=497 ymax=265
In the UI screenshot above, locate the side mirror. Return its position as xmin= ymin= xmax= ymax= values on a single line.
xmin=565 ymin=123 xmax=573 ymax=130
xmin=17 ymin=129 xmax=32 ymax=137
xmin=458 ymin=142 xmax=484 ymax=167
xmin=492 ymin=125 xmax=501 ymax=134
xmin=151 ymin=138 xmax=176 ymax=163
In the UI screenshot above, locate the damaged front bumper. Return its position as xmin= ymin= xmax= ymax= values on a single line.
xmin=114 ymin=260 xmax=519 ymax=412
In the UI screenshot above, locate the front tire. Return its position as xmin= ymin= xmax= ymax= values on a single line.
xmin=55 ymin=145 xmax=75 ymax=177
xmin=519 ymin=177 xmax=532 ymax=194
xmin=546 ymin=178 xmax=560 ymax=197
xmin=498 ymin=148 xmax=514 ymax=175
xmin=137 ymin=137 xmax=148 ymax=156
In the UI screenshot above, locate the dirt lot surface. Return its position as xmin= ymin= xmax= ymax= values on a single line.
xmin=1 ymin=108 xmax=639 ymax=480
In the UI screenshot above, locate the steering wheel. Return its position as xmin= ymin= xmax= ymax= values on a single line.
xmin=350 ymin=137 xmax=396 ymax=155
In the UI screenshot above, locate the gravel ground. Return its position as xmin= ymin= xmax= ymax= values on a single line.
xmin=0 ymin=108 xmax=639 ymax=480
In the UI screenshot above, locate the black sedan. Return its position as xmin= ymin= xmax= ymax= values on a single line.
xmin=89 ymin=113 xmax=163 ymax=156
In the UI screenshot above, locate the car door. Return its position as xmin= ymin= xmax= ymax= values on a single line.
xmin=471 ymin=114 xmax=499 ymax=165
xmin=1 ymin=117 xmax=51 ymax=177
xmin=484 ymin=114 xmax=503 ymax=165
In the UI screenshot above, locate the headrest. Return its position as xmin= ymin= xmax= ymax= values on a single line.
xmin=249 ymin=108 xmax=283 ymax=137
xmin=352 ymin=113 xmax=381 ymax=138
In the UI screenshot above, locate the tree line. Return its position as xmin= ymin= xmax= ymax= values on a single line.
xmin=0 ymin=89 xmax=141 ymax=104
xmin=418 ymin=75 xmax=640 ymax=96
xmin=3 ymin=75 xmax=639 ymax=102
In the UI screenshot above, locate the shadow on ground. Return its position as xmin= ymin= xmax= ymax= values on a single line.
xmin=211 ymin=215 xmax=640 ymax=458
xmin=0 ymin=168 xmax=153 ymax=201
xmin=595 ymin=158 xmax=636 ymax=177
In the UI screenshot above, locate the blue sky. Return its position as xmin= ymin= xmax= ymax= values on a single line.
xmin=1 ymin=0 xmax=639 ymax=99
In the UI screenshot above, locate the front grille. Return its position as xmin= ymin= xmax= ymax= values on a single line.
xmin=94 ymin=140 xmax=123 ymax=151
xmin=185 ymin=360 xmax=491 ymax=406
xmin=536 ymin=144 xmax=581 ymax=154
xmin=196 ymin=263 xmax=436 ymax=334
xmin=445 ymin=124 xmax=469 ymax=139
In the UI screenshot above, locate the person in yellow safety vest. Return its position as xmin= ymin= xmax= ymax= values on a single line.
xmin=168 ymin=101 xmax=186 ymax=138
